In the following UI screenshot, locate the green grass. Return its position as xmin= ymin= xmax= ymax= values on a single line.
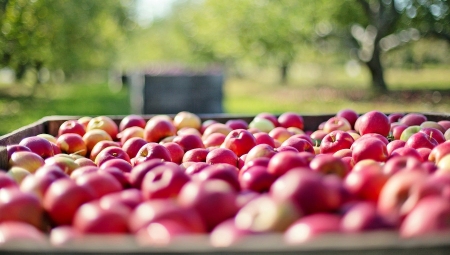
xmin=0 ymin=65 xmax=450 ymax=136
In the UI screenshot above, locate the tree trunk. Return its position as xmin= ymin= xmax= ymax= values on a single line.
xmin=366 ymin=40 xmax=387 ymax=93
xmin=280 ymin=61 xmax=289 ymax=85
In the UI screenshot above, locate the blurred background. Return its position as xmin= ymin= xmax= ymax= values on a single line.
xmin=0 ymin=0 xmax=449 ymax=135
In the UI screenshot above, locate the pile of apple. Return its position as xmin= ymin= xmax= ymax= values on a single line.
xmin=3 ymin=109 xmax=450 ymax=247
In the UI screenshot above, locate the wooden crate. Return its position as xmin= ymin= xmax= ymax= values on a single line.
xmin=1 ymin=113 xmax=450 ymax=254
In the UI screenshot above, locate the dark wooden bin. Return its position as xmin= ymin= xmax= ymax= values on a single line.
xmin=1 ymin=112 xmax=450 ymax=254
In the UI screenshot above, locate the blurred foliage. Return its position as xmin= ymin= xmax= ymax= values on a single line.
xmin=0 ymin=0 xmax=133 ymax=85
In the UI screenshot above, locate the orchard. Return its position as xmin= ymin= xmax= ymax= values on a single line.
xmin=2 ymin=109 xmax=450 ymax=248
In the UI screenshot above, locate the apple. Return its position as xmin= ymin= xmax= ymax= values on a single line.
xmin=117 ymin=126 xmax=144 ymax=145
xmin=0 ymin=172 xmax=17 ymax=189
xmin=378 ymin=170 xmax=429 ymax=224
xmin=438 ymin=120 xmax=450 ymax=131
xmin=420 ymin=127 xmax=446 ymax=144
xmin=202 ymin=123 xmax=232 ymax=140
xmin=248 ymin=117 xmax=275 ymax=133
xmin=400 ymin=196 xmax=450 ymax=238
xmin=144 ymin=116 xmax=177 ymax=143
xmin=309 ymin=154 xmax=349 ymax=178
xmin=205 ymin=148 xmax=238 ymax=166
xmin=173 ymin=134 xmax=206 ymax=153
xmin=129 ymin=199 xmax=206 ymax=234
xmin=284 ymin=213 xmax=342 ymax=244
xmin=320 ymin=130 xmax=354 ymax=154
xmin=203 ymin=132 xmax=226 ymax=148
xmin=160 ymin=142 xmax=184 ymax=165
xmin=74 ymin=157 xmax=97 ymax=167
xmin=225 ymin=119 xmax=249 ymax=130
xmin=184 ymin=162 xmax=211 ymax=176
xmin=270 ymin=170 xmax=338 ymax=215
xmin=268 ymin=127 xmax=293 ymax=144
xmin=82 ymin=129 xmax=113 ymax=155
xmin=239 ymin=165 xmax=277 ymax=193
xmin=77 ymin=116 xmax=92 ymax=130
xmin=278 ymin=112 xmax=304 ymax=130
xmin=386 ymin=140 xmax=406 ymax=155
xmin=351 ymin=137 xmax=388 ymax=163
xmin=141 ymin=163 xmax=190 ymax=199
xmin=58 ymin=119 xmax=86 ymax=137
xmin=56 ymin=133 xmax=87 ymax=157
xmin=119 ymin=114 xmax=146 ymax=132
xmin=99 ymin=188 xmax=143 ymax=211
xmin=69 ymin=165 xmax=98 ymax=180
xmin=267 ymin=151 xmax=310 ymax=177
xmin=178 ymin=179 xmax=239 ymax=232
xmin=281 ymin=137 xmax=314 ymax=154
xmin=388 ymin=113 xmax=404 ymax=124
xmin=322 ymin=116 xmax=352 ymax=133
xmin=382 ymin=155 xmax=422 ymax=176
xmin=134 ymin=142 xmax=172 ymax=165
xmin=9 ymin=151 xmax=45 ymax=173
xmin=389 ymin=147 xmax=422 ymax=162
xmin=99 ymin=158 xmax=132 ymax=173
xmin=182 ymin=148 xmax=209 ymax=163
xmin=0 ymin=222 xmax=46 ymax=246
xmin=255 ymin=112 xmax=280 ymax=127
xmin=0 ymin=187 xmax=43 ymax=229
xmin=73 ymin=200 xmax=129 ymax=234
xmin=121 ymin=137 xmax=147 ymax=159
xmin=244 ymin=144 xmax=277 ymax=165
xmin=405 ymin=132 xmax=438 ymax=150
xmin=86 ymin=116 xmax=119 ymax=140
xmin=19 ymin=136 xmax=54 ymax=159
xmin=417 ymin=147 xmax=432 ymax=162
xmin=344 ymin=160 xmax=388 ymax=202
xmin=135 ymin=219 xmax=191 ymax=246
xmin=94 ymin=146 xmax=131 ymax=166
xmin=34 ymin=164 xmax=68 ymax=180
xmin=20 ymin=173 xmax=57 ymax=203
xmin=173 ymin=111 xmax=201 ymax=131
xmin=336 ymin=108 xmax=359 ymax=129
xmin=357 ymin=111 xmax=390 ymax=137
xmin=210 ymin=218 xmax=256 ymax=247
xmin=7 ymin=167 xmax=31 ymax=185
xmin=235 ymin=194 xmax=302 ymax=233
xmin=391 ymin=123 xmax=408 ymax=140
xmin=194 ymin=163 xmax=240 ymax=190
xmin=221 ymin=129 xmax=256 ymax=157
xmin=128 ymin=159 xmax=165 ymax=189
xmin=400 ymin=113 xmax=427 ymax=126
xmin=88 ymin=140 xmax=120 ymax=161
xmin=253 ymin=132 xmax=276 ymax=147
xmin=420 ymin=121 xmax=446 ymax=134
xmin=177 ymin=127 xmax=202 ymax=137
xmin=49 ymin=226 xmax=83 ymax=247
xmin=341 ymin=201 xmax=393 ymax=232
xmin=6 ymin=144 xmax=31 ymax=161
xmin=75 ymin=171 xmax=123 ymax=199
xmin=429 ymin=141 xmax=450 ymax=164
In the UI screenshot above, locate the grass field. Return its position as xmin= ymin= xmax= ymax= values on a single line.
xmin=0 ymin=65 xmax=449 ymax=136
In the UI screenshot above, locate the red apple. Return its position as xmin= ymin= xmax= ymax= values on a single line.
xmin=351 ymin=137 xmax=388 ymax=163
xmin=58 ymin=119 xmax=86 ymax=137
xmin=382 ymin=155 xmax=422 ymax=176
xmin=429 ymin=141 xmax=450 ymax=164
xmin=357 ymin=111 xmax=390 ymax=137
xmin=244 ymin=144 xmax=277 ymax=164
xmin=344 ymin=160 xmax=388 ymax=202
xmin=0 ymin=187 xmax=43 ymax=229
xmin=203 ymin=132 xmax=226 ymax=148
xmin=239 ymin=165 xmax=277 ymax=193
xmin=206 ymin=147 xmax=238 ymax=166
xmin=99 ymin=188 xmax=143 ymax=211
xmin=322 ymin=116 xmax=352 ymax=133
xmin=119 ymin=114 xmax=146 ymax=132
xmin=278 ymin=112 xmax=304 ymax=130
xmin=82 ymin=129 xmax=113 ymax=154
xmin=117 ymin=126 xmax=144 ymax=145
xmin=94 ymin=146 xmax=131 ymax=167
xmin=173 ymin=134 xmax=206 ymax=153
xmin=281 ymin=137 xmax=314 ymax=154
xmin=386 ymin=140 xmax=406 ymax=155
xmin=161 ymin=142 xmax=184 ymax=164
xmin=255 ymin=112 xmax=280 ymax=127
xmin=341 ymin=201 xmax=393 ymax=232
xmin=19 ymin=136 xmax=54 ymax=159
xmin=73 ymin=200 xmax=129 ymax=234
xmin=420 ymin=127 xmax=446 ymax=144
xmin=268 ymin=127 xmax=293 ymax=144
xmin=221 ymin=129 xmax=257 ymax=157
xmin=309 ymin=154 xmax=349 ymax=178
xmin=267 ymin=151 xmax=310 ymax=177
xmin=284 ymin=213 xmax=341 ymax=244
xmin=320 ymin=130 xmax=354 ymax=154
xmin=9 ymin=151 xmax=45 ymax=173
xmin=210 ymin=218 xmax=256 ymax=247
xmin=202 ymin=123 xmax=232 ymax=140
xmin=391 ymin=123 xmax=408 ymax=140
xmin=0 ymin=222 xmax=46 ymax=246
xmin=225 ymin=119 xmax=249 ymax=130
xmin=405 ymin=132 xmax=438 ymax=150
xmin=88 ymin=140 xmax=119 ymax=161
xmin=388 ymin=113 xmax=404 ymax=124
xmin=195 ymin=163 xmax=240 ymax=191
xmin=400 ymin=113 xmax=427 ymax=126
xmin=86 ymin=116 xmax=119 ymax=140
xmin=438 ymin=120 xmax=450 ymax=131
xmin=134 ymin=142 xmax=172 ymax=165
xmin=128 ymin=159 xmax=165 ymax=189
xmin=178 ymin=179 xmax=239 ymax=232
xmin=122 ymin=137 xmax=147 ymax=159
xmin=99 ymin=158 xmax=132 ymax=173
xmin=75 ymin=171 xmax=123 ymax=199
xmin=182 ymin=148 xmax=209 ymax=163
xmin=336 ymin=108 xmax=359 ymax=129
xmin=144 ymin=116 xmax=177 ymax=143
xmin=49 ymin=226 xmax=83 ymax=247
xmin=184 ymin=162 xmax=211 ymax=176
xmin=43 ymin=178 xmax=96 ymax=226
xmin=141 ymin=162 xmax=189 ymax=199
xmin=56 ymin=133 xmax=87 ymax=157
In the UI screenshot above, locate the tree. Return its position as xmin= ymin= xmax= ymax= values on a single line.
xmin=331 ymin=0 xmax=450 ymax=92
xmin=0 ymin=0 xmax=132 ymax=88
xmin=174 ymin=0 xmax=321 ymax=84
